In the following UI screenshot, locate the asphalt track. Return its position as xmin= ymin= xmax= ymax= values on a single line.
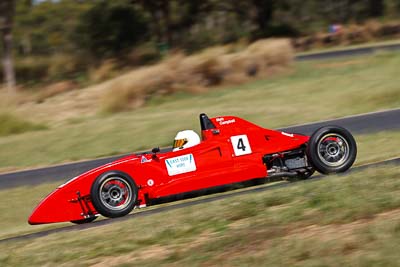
xmin=0 ymin=108 xmax=399 ymax=189
xmin=1 ymin=157 xmax=399 ymax=244
xmin=295 ymin=42 xmax=400 ymax=61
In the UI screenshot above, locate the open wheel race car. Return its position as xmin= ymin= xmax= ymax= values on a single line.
xmin=29 ymin=113 xmax=357 ymax=224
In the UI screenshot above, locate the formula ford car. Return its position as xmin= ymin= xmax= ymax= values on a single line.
xmin=29 ymin=113 xmax=357 ymax=224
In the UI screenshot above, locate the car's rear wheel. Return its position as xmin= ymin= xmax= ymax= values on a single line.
xmin=307 ymin=126 xmax=357 ymax=174
xmin=91 ymin=171 xmax=138 ymax=218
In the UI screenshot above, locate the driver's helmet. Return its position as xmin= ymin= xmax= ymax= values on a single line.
xmin=173 ymin=130 xmax=200 ymax=151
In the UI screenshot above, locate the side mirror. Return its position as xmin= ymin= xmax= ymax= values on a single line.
xmin=152 ymin=147 xmax=160 ymax=154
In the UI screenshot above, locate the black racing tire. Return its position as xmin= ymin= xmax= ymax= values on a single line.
xmin=71 ymin=217 xmax=97 ymax=224
xmin=307 ymin=126 xmax=357 ymax=174
xmin=90 ymin=171 xmax=138 ymax=218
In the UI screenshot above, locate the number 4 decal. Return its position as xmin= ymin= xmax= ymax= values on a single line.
xmin=237 ymin=138 xmax=246 ymax=151
xmin=230 ymin=135 xmax=252 ymax=156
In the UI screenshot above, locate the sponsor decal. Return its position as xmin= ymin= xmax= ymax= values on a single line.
xmin=216 ymin=117 xmax=236 ymax=125
xmin=147 ymin=179 xmax=154 ymax=186
xmin=165 ymin=154 xmax=196 ymax=176
xmin=141 ymin=156 xmax=151 ymax=163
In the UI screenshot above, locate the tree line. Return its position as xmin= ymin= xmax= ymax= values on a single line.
xmin=1 ymin=0 xmax=400 ymax=91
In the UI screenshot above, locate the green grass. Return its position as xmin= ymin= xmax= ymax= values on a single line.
xmin=0 ymin=182 xmax=70 ymax=239
xmin=1 ymin=51 xmax=400 ymax=170
xmin=355 ymin=131 xmax=400 ymax=165
xmin=0 ymin=165 xmax=399 ymax=266
xmin=0 ymin=113 xmax=47 ymax=137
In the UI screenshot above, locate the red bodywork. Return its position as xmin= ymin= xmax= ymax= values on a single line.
xmin=29 ymin=115 xmax=309 ymax=224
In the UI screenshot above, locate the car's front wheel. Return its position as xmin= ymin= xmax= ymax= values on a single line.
xmin=90 ymin=171 xmax=138 ymax=218
xmin=307 ymin=126 xmax=357 ymax=174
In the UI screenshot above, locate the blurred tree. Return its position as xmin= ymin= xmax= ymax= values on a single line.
xmin=14 ymin=0 xmax=92 ymax=55
xmin=267 ymin=0 xmax=390 ymax=34
xmin=0 ymin=0 xmax=16 ymax=93
xmin=14 ymin=0 xmax=32 ymax=55
xmin=131 ymin=0 xmax=162 ymax=43
xmin=251 ymin=0 xmax=276 ymax=38
xmin=368 ymin=0 xmax=384 ymax=17
xmin=76 ymin=1 xmax=148 ymax=58
xmin=132 ymin=0 xmax=211 ymax=47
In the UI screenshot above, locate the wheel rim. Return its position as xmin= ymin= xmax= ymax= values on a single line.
xmin=99 ymin=177 xmax=133 ymax=211
xmin=317 ymin=133 xmax=350 ymax=167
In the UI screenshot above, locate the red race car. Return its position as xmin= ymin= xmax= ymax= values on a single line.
xmin=29 ymin=114 xmax=357 ymax=224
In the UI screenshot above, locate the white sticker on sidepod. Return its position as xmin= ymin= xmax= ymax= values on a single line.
xmin=230 ymin=135 xmax=252 ymax=156
xmin=165 ymin=154 xmax=196 ymax=176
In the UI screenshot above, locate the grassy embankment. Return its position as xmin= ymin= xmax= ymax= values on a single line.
xmin=0 ymin=165 xmax=399 ymax=266
xmin=0 ymin=50 xmax=399 ymax=171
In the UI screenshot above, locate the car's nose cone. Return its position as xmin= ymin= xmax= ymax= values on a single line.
xmin=28 ymin=188 xmax=88 ymax=224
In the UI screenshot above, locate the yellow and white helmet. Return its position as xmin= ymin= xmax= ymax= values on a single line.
xmin=173 ymin=130 xmax=201 ymax=151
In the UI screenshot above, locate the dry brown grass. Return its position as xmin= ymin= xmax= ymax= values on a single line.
xmin=126 ymin=44 xmax=161 ymax=66
xmin=100 ymin=63 xmax=175 ymax=113
xmin=89 ymin=59 xmax=118 ymax=83
xmin=343 ymin=24 xmax=374 ymax=45
xmin=364 ymin=20 xmax=382 ymax=37
xmin=101 ymin=38 xmax=294 ymax=113
xmin=35 ymin=81 xmax=78 ymax=103
xmin=0 ymin=87 xmax=35 ymax=108
xmin=46 ymin=54 xmax=83 ymax=79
